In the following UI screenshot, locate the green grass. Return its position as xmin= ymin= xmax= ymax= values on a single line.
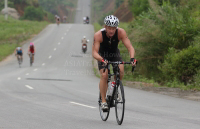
xmin=93 ymin=22 xmax=102 ymax=32
xmin=0 ymin=15 xmax=49 ymax=61
xmin=0 ymin=43 xmax=17 ymax=61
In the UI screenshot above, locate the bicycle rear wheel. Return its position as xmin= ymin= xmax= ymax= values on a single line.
xmin=17 ymin=56 xmax=21 ymax=67
xmin=98 ymin=92 xmax=110 ymax=121
xmin=30 ymin=54 xmax=32 ymax=66
xmin=115 ymin=81 xmax=125 ymax=125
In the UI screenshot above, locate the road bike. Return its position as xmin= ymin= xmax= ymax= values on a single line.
xmin=16 ymin=54 xmax=22 ymax=67
xmin=98 ymin=61 xmax=137 ymax=125
xmin=29 ymin=53 xmax=33 ymax=66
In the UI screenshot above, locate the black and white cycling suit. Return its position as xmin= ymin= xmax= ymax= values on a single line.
xmin=98 ymin=28 xmax=122 ymax=70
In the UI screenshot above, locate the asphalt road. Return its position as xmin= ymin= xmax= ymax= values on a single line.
xmin=0 ymin=0 xmax=200 ymax=128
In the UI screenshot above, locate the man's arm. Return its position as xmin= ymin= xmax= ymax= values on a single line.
xmin=92 ymin=32 xmax=103 ymax=62
xmin=119 ymin=28 xmax=135 ymax=58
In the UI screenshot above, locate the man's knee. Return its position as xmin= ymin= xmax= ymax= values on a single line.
xmin=100 ymin=70 xmax=108 ymax=80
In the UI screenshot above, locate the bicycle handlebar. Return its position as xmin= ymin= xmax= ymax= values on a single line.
xmin=103 ymin=61 xmax=138 ymax=73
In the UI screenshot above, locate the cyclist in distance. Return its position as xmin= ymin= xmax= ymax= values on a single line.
xmin=86 ymin=16 xmax=89 ymax=24
xmin=56 ymin=16 xmax=60 ymax=25
xmin=15 ymin=47 xmax=23 ymax=62
xmin=92 ymin=15 xmax=136 ymax=110
xmin=28 ymin=42 xmax=35 ymax=63
xmin=54 ymin=15 xmax=58 ymax=20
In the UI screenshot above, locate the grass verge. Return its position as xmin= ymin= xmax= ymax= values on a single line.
xmin=0 ymin=15 xmax=49 ymax=61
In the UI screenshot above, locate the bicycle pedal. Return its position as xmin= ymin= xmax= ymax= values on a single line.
xmin=110 ymin=102 xmax=115 ymax=107
xmin=102 ymin=109 xmax=109 ymax=112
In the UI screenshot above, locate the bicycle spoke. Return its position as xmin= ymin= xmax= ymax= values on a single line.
xmin=115 ymin=81 xmax=125 ymax=125
xmin=99 ymin=92 xmax=110 ymax=121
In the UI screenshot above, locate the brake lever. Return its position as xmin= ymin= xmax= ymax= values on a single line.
xmin=131 ymin=60 xmax=138 ymax=73
xmin=132 ymin=66 xmax=135 ymax=72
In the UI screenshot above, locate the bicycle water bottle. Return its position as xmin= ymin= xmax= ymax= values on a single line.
xmin=107 ymin=82 xmax=112 ymax=96
xmin=107 ymin=81 xmax=115 ymax=96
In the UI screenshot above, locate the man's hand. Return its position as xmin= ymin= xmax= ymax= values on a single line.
xmin=102 ymin=58 xmax=108 ymax=66
xmin=130 ymin=58 xmax=137 ymax=72
xmin=130 ymin=58 xmax=136 ymax=66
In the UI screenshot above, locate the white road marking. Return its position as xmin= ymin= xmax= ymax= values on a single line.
xmin=26 ymin=73 xmax=29 ymax=75
xmin=64 ymin=33 xmax=66 ymax=35
xmin=17 ymin=77 xmax=21 ymax=80
xmin=67 ymin=30 xmax=69 ymax=31
xmin=42 ymin=63 xmax=45 ymax=66
xmin=54 ymin=48 xmax=56 ymax=51
xmin=70 ymin=102 xmax=96 ymax=109
xmin=33 ymin=69 xmax=38 ymax=71
xmin=58 ymin=42 xmax=60 ymax=45
xmin=25 ymin=85 xmax=33 ymax=89
xmin=61 ymin=37 xmax=64 ymax=39
xmin=49 ymin=56 xmax=52 ymax=59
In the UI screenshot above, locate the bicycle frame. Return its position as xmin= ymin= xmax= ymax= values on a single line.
xmin=99 ymin=61 xmax=137 ymax=124
xmin=104 ymin=61 xmax=130 ymax=108
xmin=106 ymin=65 xmax=118 ymax=108
xmin=30 ymin=53 xmax=33 ymax=66
xmin=17 ymin=55 xmax=22 ymax=67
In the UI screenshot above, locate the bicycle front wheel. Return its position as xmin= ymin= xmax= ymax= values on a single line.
xmin=115 ymin=81 xmax=125 ymax=125
xmin=30 ymin=54 xmax=32 ymax=66
xmin=98 ymin=92 xmax=110 ymax=121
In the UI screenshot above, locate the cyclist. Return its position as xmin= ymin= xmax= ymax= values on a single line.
xmin=56 ymin=16 xmax=60 ymax=25
xmin=86 ymin=16 xmax=89 ymax=24
xmin=54 ymin=15 xmax=58 ymax=20
xmin=15 ymin=47 xmax=23 ymax=62
xmin=63 ymin=16 xmax=67 ymax=23
xmin=92 ymin=15 xmax=136 ymax=110
xmin=83 ymin=17 xmax=86 ymax=24
xmin=28 ymin=42 xmax=35 ymax=63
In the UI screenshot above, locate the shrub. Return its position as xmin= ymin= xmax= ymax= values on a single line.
xmin=127 ymin=2 xmax=200 ymax=82
xmin=128 ymin=0 xmax=149 ymax=17
xmin=23 ymin=6 xmax=44 ymax=21
xmin=155 ymin=0 xmax=180 ymax=6
xmin=158 ymin=45 xmax=200 ymax=84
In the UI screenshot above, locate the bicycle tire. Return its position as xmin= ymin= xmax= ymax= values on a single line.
xmin=115 ymin=81 xmax=125 ymax=125
xmin=19 ymin=57 xmax=22 ymax=67
xmin=17 ymin=56 xmax=21 ymax=67
xmin=98 ymin=92 xmax=110 ymax=121
xmin=30 ymin=54 xmax=32 ymax=66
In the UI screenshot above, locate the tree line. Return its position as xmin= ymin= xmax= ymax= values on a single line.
xmin=126 ymin=0 xmax=200 ymax=89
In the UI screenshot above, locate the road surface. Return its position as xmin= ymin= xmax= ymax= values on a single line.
xmin=0 ymin=0 xmax=200 ymax=128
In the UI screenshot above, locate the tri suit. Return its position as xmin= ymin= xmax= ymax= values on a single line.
xmin=98 ymin=28 xmax=122 ymax=70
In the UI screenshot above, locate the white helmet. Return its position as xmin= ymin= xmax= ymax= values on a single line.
xmin=83 ymin=36 xmax=86 ymax=38
xmin=104 ymin=15 xmax=119 ymax=27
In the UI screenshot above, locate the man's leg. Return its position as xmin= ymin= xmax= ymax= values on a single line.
xmin=32 ymin=54 xmax=34 ymax=63
xmin=99 ymin=69 xmax=108 ymax=103
xmin=119 ymin=64 xmax=124 ymax=80
xmin=16 ymin=54 xmax=19 ymax=61
xmin=113 ymin=64 xmax=124 ymax=80
xmin=21 ymin=55 xmax=23 ymax=62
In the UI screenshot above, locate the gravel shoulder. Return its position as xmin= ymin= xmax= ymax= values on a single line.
xmin=125 ymin=81 xmax=200 ymax=101
xmin=93 ymin=59 xmax=200 ymax=102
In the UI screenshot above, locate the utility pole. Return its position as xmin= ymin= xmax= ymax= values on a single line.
xmin=5 ymin=0 xmax=8 ymax=20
